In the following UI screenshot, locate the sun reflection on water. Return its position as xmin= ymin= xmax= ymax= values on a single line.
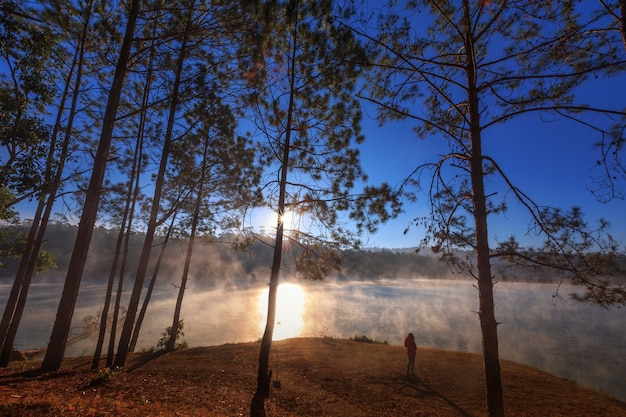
xmin=257 ymin=283 xmax=306 ymax=340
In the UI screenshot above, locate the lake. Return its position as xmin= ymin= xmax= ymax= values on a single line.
xmin=2 ymin=278 xmax=625 ymax=401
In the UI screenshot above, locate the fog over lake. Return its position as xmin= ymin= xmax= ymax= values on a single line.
xmin=2 ymin=278 xmax=625 ymax=401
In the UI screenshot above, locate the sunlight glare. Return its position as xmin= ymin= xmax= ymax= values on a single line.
xmin=279 ymin=210 xmax=296 ymax=231
xmin=255 ymin=209 xmax=298 ymax=235
xmin=257 ymin=283 xmax=306 ymax=340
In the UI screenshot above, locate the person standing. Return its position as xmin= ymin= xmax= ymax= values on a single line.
xmin=404 ymin=332 xmax=417 ymax=375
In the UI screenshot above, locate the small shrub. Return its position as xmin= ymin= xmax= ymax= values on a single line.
xmin=154 ymin=320 xmax=187 ymax=351
xmin=90 ymin=366 xmax=123 ymax=387
xmin=320 ymin=327 xmax=332 ymax=339
xmin=350 ymin=335 xmax=388 ymax=345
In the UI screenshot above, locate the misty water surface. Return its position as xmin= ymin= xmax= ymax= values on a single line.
xmin=1 ymin=278 xmax=624 ymax=401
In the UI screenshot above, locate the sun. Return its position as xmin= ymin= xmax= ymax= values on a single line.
xmin=258 ymin=283 xmax=306 ymax=340
xmin=252 ymin=208 xmax=299 ymax=236
xmin=279 ymin=209 xmax=300 ymax=234
xmin=279 ymin=210 xmax=294 ymax=227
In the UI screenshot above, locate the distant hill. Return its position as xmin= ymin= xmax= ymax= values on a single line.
xmin=4 ymin=223 xmax=616 ymax=285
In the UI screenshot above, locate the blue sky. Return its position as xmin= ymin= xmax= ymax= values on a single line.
xmin=6 ymin=2 xmax=625 ymax=252
xmin=357 ymin=74 xmax=626 ymax=250
xmin=342 ymin=1 xmax=626 ymax=251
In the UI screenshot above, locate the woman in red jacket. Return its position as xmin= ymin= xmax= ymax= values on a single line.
xmin=404 ymin=332 xmax=417 ymax=375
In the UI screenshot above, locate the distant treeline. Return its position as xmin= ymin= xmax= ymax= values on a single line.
xmin=2 ymin=224 xmax=622 ymax=286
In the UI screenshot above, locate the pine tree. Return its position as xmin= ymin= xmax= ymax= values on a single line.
xmin=246 ymin=1 xmax=380 ymax=415
xmin=351 ymin=1 xmax=626 ymax=415
xmin=113 ymin=0 xmax=258 ymax=367
xmin=41 ymin=0 xmax=141 ymax=372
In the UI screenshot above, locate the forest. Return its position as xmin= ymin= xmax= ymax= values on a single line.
xmin=5 ymin=223 xmax=621 ymax=285
xmin=0 ymin=223 xmax=462 ymax=284
xmin=2 ymin=1 xmax=626 ymax=417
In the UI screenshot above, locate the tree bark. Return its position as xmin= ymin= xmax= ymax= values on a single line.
xmin=41 ymin=0 xmax=140 ymax=372
xmin=114 ymin=5 xmax=192 ymax=368
xmin=0 ymin=202 xmax=41 ymax=366
xmin=129 ymin=219 xmax=173 ymax=352
xmin=462 ymin=1 xmax=504 ymax=416
xmin=167 ymin=146 xmax=205 ymax=352
xmin=91 ymin=205 xmax=129 ymax=370
xmin=251 ymin=10 xmax=297 ymax=412
xmin=0 ymin=1 xmax=91 ymax=365
xmin=251 ymin=147 xmax=288 ymax=416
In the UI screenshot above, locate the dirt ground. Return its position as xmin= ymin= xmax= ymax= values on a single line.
xmin=1 ymin=337 xmax=625 ymax=416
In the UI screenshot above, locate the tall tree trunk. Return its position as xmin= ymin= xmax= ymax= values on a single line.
xmin=0 ymin=203 xmax=42 ymax=366
xmin=105 ymin=226 xmax=130 ymax=367
xmin=167 ymin=130 xmax=212 ymax=351
xmin=93 ymin=6 xmax=157 ymax=368
xmin=91 ymin=170 xmax=134 ymax=369
xmin=106 ymin=134 xmax=146 ymax=367
xmin=463 ymin=1 xmax=504 ymax=416
xmin=250 ymin=164 xmax=287 ymax=417
xmin=114 ymin=8 xmax=192 ymax=367
xmin=120 ymin=14 xmax=160 ymax=357
xmin=129 ymin=215 xmax=175 ymax=352
xmin=0 ymin=1 xmax=92 ymax=367
xmin=127 ymin=238 xmax=167 ymax=352
xmin=41 ymin=0 xmax=140 ymax=372
xmin=251 ymin=9 xmax=299 ymax=416
xmin=167 ymin=192 xmax=203 ymax=351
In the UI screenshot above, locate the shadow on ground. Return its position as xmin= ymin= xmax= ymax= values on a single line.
xmin=368 ymin=373 xmax=476 ymax=417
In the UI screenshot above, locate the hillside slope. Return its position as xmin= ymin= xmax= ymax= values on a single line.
xmin=1 ymin=338 xmax=625 ymax=416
